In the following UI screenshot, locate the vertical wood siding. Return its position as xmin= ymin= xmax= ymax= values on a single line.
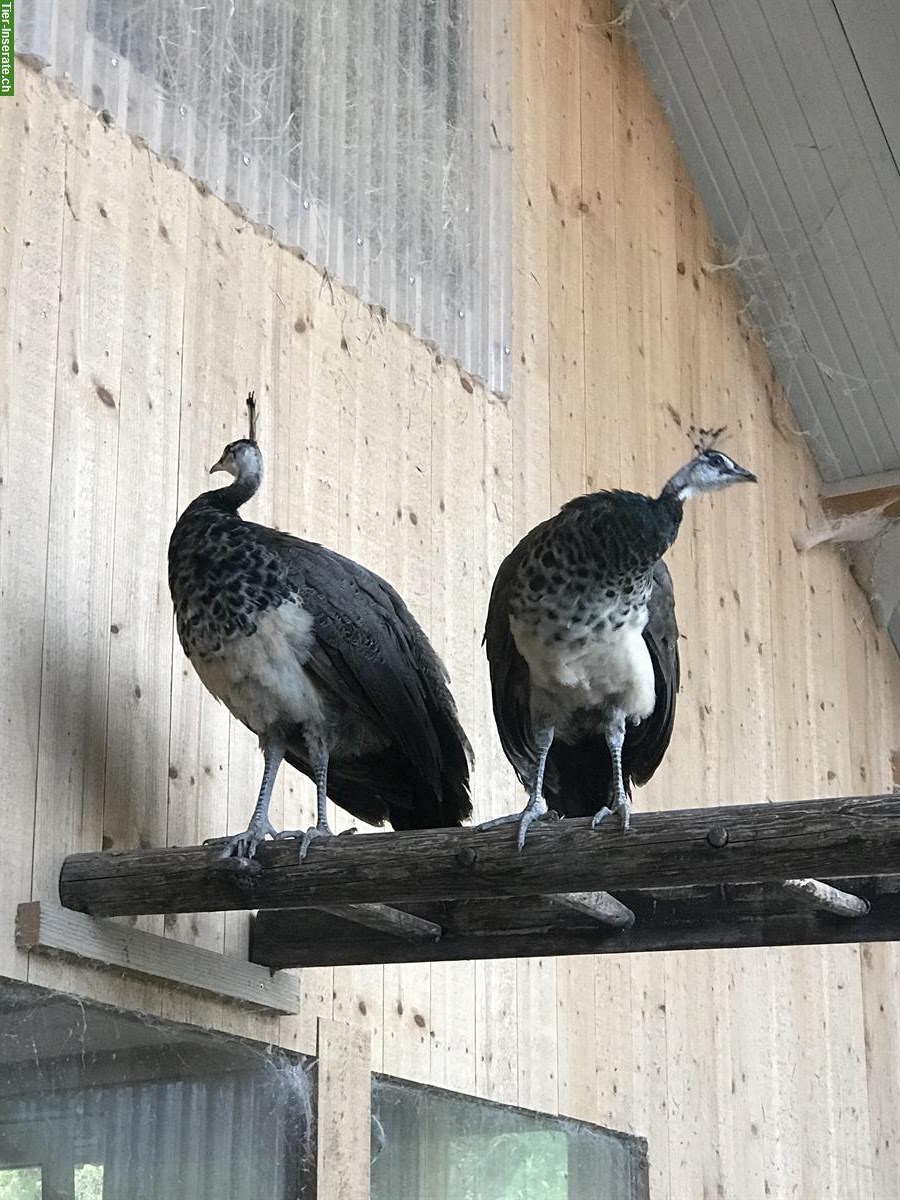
xmin=1 ymin=15 xmax=899 ymax=1196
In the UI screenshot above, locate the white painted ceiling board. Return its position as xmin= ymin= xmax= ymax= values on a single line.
xmin=700 ymin=0 xmax=885 ymax=474
xmin=833 ymin=0 xmax=900 ymax=173
xmin=623 ymin=0 xmax=900 ymax=484
xmin=621 ymin=0 xmax=900 ymax=654
xmin=719 ymin=0 xmax=900 ymax=464
xmin=626 ymin=6 xmax=838 ymax=475
xmin=808 ymin=0 xmax=900 ymax=222
xmin=775 ymin=3 xmax=900 ymax=340
xmin=630 ymin=1 xmax=865 ymax=478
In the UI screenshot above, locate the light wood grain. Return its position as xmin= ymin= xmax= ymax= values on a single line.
xmin=28 ymin=98 xmax=127 ymax=1000
xmin=0 ymin=70 xmax=66 ymax=980
xmin=316 ymin=1018 xmax=371 ymax=1200
xmin=101 ymin=130 xmax=187 ymax=927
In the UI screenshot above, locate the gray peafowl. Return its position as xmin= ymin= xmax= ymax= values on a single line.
xmin=168 ymin=395 xmax=472 ymax=860
xmin=482 ymin=432 xmax=756 ymax=849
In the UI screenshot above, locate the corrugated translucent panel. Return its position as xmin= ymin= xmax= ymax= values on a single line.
xmin=19 ymin=0 xmax=512 ymax=394
xmin=0 ymin=980 xmax=315 ymax=1196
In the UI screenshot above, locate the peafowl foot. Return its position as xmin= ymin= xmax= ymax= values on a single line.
xmin=590 ymin=793 xmax=632 ymax=832
xmin=206 ymin=815 xmax=278 ymax=861
xmin=478 ymin=802 xmax=558 ymax=851
xmin=277 ymin=823 xmax=357 ymax=862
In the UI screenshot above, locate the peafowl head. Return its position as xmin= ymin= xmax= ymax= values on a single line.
xmin=209 ymin=438 xmax=263 ymax=486
xmin=209 ymin=391 xmax=263 ymax=491
xmin=661 ymin=426 xmax=756 ymax=502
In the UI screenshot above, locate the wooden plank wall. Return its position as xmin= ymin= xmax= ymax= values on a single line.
xmin=1 ymin=18 xmax=899 ymax=1196
xmin=514 ymin=6 xmax=900 ymax=1200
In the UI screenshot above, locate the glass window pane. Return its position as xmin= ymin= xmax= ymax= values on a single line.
xmin=372 ymin=1076 xmax=648 ymax=1200
xmin=0 ymin=980 xmax=314 ymax=1199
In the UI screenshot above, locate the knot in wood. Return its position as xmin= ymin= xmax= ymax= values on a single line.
xmin=211 ymin=856 xmax=263 ymax=889
xmin=706 ymin=825 xmax=729 ymax=849
xmin=455 ymin=846 xmax=478 ymax=868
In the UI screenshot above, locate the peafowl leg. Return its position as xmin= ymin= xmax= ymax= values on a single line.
xmin=277 ymin=748 xmax=356 ymax=862
xmin=209 ymin=741 xmax=283 ymax=860
xmin=479 ymin=727 xmax=557 ymax=851
xmin=591 ymin=708 xmax=631 ymax=831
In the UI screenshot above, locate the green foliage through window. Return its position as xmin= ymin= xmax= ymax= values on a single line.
xmin=0 ymin=1167 xmax=42 ymax=1200
xmin=75 ymin=1163 xmax=104 ymax=1200
xmin=371 ymin=1077 xmax=648 ymax=1200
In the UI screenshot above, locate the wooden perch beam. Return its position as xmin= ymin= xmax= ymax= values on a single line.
xmin=251 ymin=876 xmax=900 ymax=968
xmin=58 ymin=795 xmax=900 ymax=917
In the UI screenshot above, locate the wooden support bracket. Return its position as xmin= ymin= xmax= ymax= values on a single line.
xmin=782 ymin=877 xmax=871 ymax=917
xmin=250 ymin=874 xmax=900 ymax=968
xmin=16 ymin=900 xmax=302 ymax=1015
xmin=546 ymin=890 xmax=635 ymax=928
xmin=314 ymin=903 xmax=442 ymax=942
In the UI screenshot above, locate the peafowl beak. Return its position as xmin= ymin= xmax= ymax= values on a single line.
xmin=209 ymin=456 xmax=227 ymax=475
xmin=731 ymin=464 xmax=757 ymax=484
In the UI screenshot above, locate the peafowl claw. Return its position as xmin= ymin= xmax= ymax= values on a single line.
xmin=277 ymin=822 xmax=357 ymax=862
xmin=205 ymin=815 xmax=278 ymax=861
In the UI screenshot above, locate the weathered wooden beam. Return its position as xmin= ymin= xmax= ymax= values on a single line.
xmin=250 ymin=876 xmax=900 ymax=968
xmin=16 ymin=900 xmax=303 ymax=1014
xmin=58 ymin=795 xmax=900 ymax=917
xmin=782 ymin=877 xmax=871 ymax=917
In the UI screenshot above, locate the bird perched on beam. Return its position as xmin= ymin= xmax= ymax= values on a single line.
xmin=482 ymin=431 xmax=756 ymax=849
xmin=168 ymin=394 xmax=472 ymax=860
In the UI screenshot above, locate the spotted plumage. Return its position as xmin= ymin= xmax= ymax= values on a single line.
xmin=483 ymin=446 xmax=757 ymax=848
xmin=169 ymin=429 xmax=472 ymax=860
xmin=170 ymin=511 xmax=302 ymax=654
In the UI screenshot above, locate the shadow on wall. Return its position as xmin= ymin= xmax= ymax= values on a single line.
xmin=35 ymin=604 xmax=175 ymax=861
